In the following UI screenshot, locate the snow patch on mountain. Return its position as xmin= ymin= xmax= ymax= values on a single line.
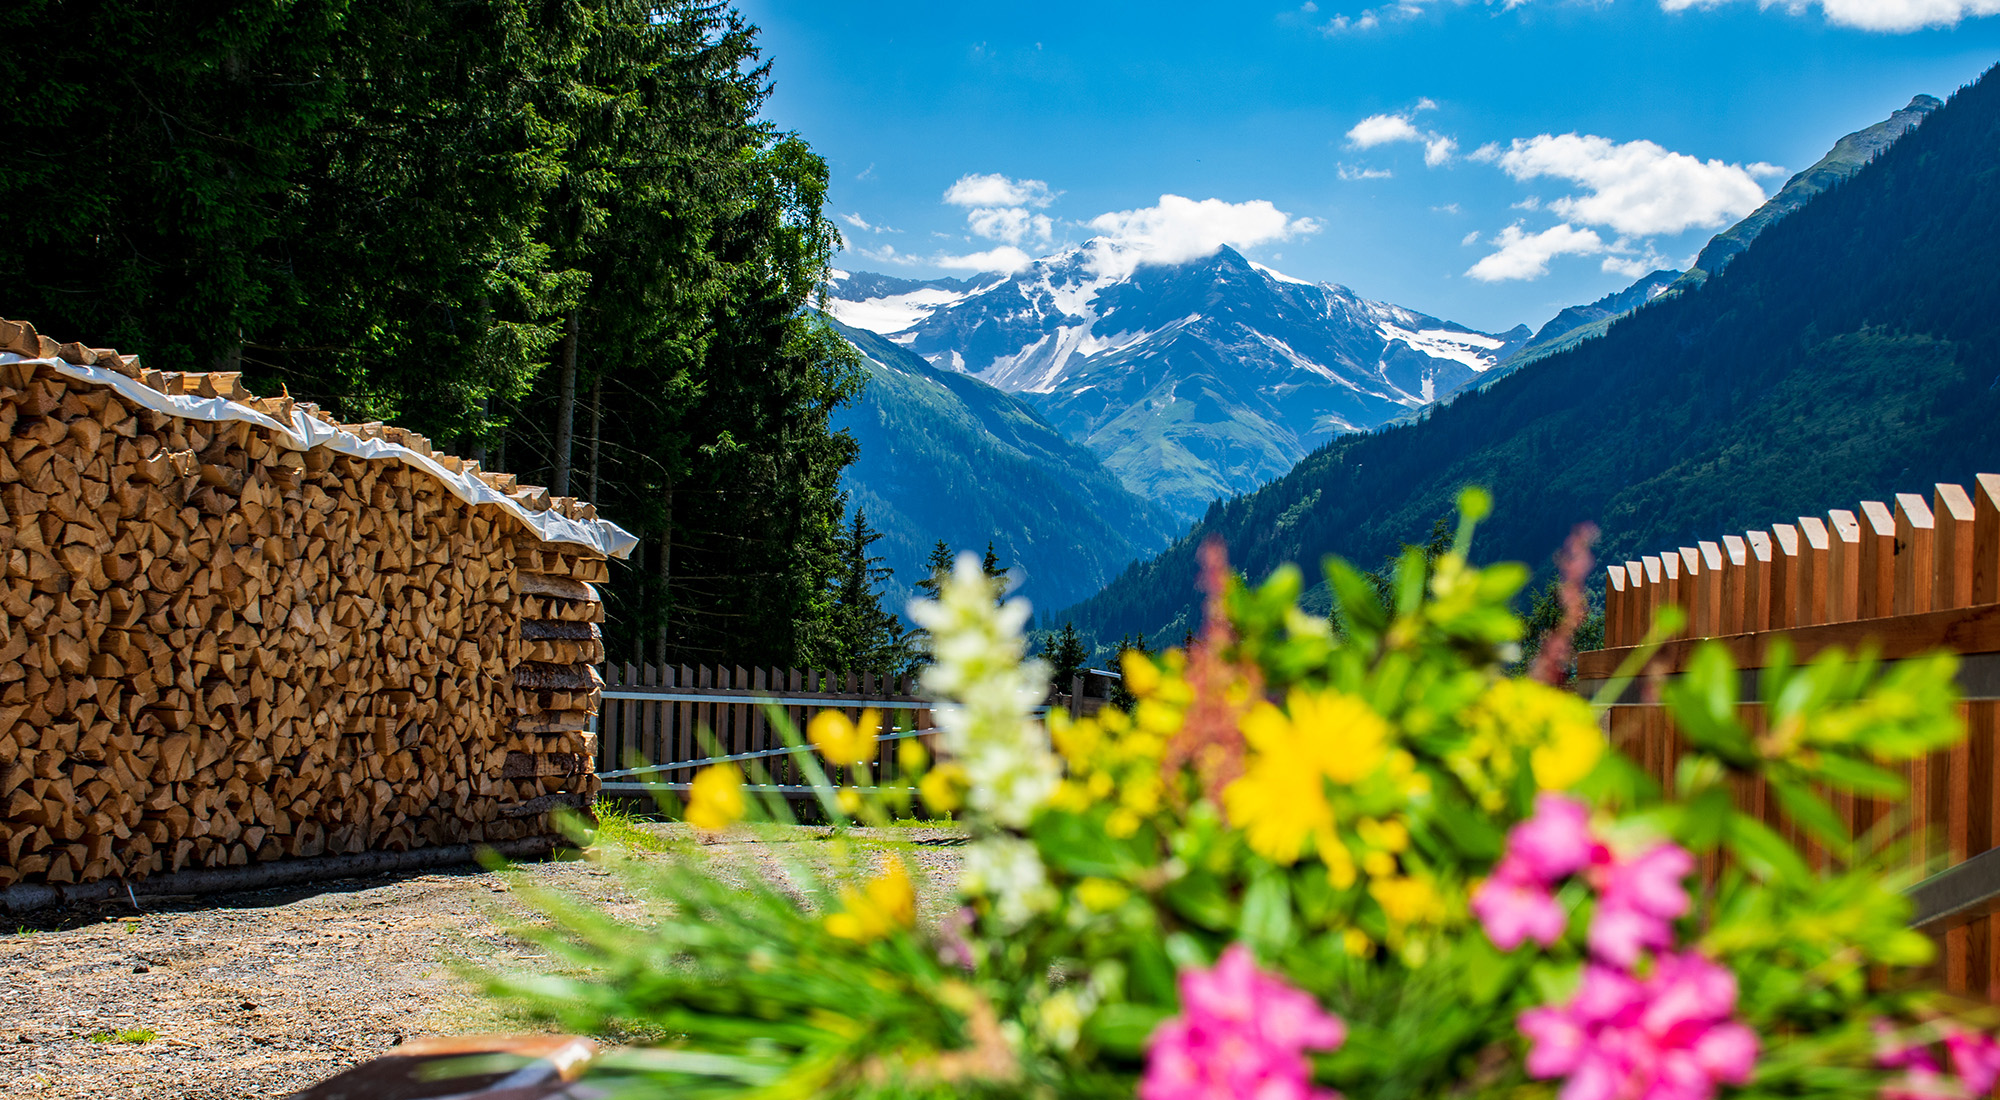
xmin=826 ymin=286 xmax=975 ymax=333
xmin=1377 ymin=324 xmax=1508 ymax=372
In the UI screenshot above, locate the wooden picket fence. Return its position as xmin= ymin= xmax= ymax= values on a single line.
xmin=1577 ymin=473 xmax=2000 ymax=998
xmin=591 ymin=665 xmax=937 ymax=792
xmin=589 ymin=664 xmax=1124 ymax=795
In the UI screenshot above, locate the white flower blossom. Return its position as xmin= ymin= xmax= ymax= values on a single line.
xmin=961 ymin=834 xmax=1059 ymax=930
xmin=909 ymin=553 xmax=1061 ymax=828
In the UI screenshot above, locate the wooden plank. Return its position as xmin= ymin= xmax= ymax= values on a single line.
xmin=1659 ymin=551 xmax=1685 ymax=637
xmin=1936 ymin=483 xmax=1977 ymax=612
xmin=1857 ymin=500 xmax=1897 ymax=621
xmin=733 ymin=665 xmax=750 ymax=760
xmin=1678 ymin=547 xmax=1706 ymax=637
xmin=1743 ymin=530 xmax=1774 ymax=633
xmin=1975 ymin=475 xmax=2000 ymax=606
xmin=1642 ymin=556 xmax=1666 ymax=639
xmin=677 ymin=665 xmax=694 ymax=782
xmin=1827 ymin=509 xmax=1862 ymax=623
xmin=1720 ymin=535 xmax=1749 ymax=636
xmin=1699 ymin=542 xmax=1726 ymax=639
xmin=1798 ymin=516 xmax=1832 ymax=627
xmin=1770 ymin=524 xmax=1800 ymax=631
xmin=1625 ymin=559 xmax=1650 ymax=643
xmin=1894 ymin=493 xmax=1937 ymax=617
xmin=1606 ymin=566 xmax=1628 ymax=648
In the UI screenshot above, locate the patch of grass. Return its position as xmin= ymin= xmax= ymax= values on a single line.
xmin=85 ymin=1028 xmax=157 ymax=1044
xmin=587 ymin=801 xmax=676 ymax=854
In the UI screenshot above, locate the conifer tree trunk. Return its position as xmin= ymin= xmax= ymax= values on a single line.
xmin=655 ymin=485 xmax=673 ymax=664
xmin=587 ymin=369 xmax=603 ymax=505
xmin=551 ymin=308 xmax=579 ymax=496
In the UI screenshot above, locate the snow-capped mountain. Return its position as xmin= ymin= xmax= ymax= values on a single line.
xmin=827 ymin=244 xmax=1530 ymax=522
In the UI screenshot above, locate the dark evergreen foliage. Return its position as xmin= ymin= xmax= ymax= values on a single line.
xmin=0 ymin=1 xmax=864 ymax=670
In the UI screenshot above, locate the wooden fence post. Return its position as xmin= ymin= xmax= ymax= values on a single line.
xmin=1827 ymin=509 xmax=1862 ymax=623
xmin=1770 ymin=524 xmax=1800 ymax=631
xmin=1743 ymin=530 xmax=1773 ymax=634
xmin=1606 ymin=565 xmax=1627 ymax=648
xmin=1894 ymin=493 xmax=1937 ymax=617
xmin=1720 ymin=535 xmax=1748 ymax=636
xmin=1857 ymin=500 xmax=1897 ymax=621
xmin=1936 ymin=483 xmax=1976 ymax=611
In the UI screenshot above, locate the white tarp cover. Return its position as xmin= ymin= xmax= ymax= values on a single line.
xmin=0 ymin=352 xmax=639 ymax=559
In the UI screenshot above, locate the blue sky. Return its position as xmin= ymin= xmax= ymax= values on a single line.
xmin=736 ymin=0 xmax=2000 ymax=333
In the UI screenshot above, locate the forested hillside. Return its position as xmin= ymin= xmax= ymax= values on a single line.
xmin=1060 ymin=66 xmax=2000 ymax=648
xmin=833 ymin=322 xmax=1178 ymax=612
xmin=0 ymin=1 xmax=865 ymax=669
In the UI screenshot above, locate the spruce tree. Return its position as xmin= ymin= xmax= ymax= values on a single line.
xmin=1046 ymin=622 xmax=1090 ymax=697
xmin=804 ymin=510 xmax=911 ymax=674
xmin=913 ymin=540 xmax=954 ymax=601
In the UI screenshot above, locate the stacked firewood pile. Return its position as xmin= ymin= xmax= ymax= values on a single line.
xmin=0 ymin=319 xmax=624 ymax=888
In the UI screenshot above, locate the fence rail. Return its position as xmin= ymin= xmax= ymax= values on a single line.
xmin=591 ymin=665 xmax=937 ymax=792
xmin=588 ymin=663 xmax=1123 ymax=797
xmin=1577 ymin=473 xmax=2000 ymax=998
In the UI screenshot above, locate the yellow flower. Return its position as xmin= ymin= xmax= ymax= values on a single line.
xmin=1106 ymin=807 xmax=1142 ymax=838
xmin=825 ymin=857 xmax=917 ymax=942
xmin=1223 ymin=689 xmax=1393 ymax=868
xmin=1342 ymin=928 xmax=1375 ymax=957
xmin=1285 ymin=688 xmax=1390 ymax=783
xmin=1369 ymin=874 xmax=1445 ymax=926
xmin=918 ymin=762 xmax=968 ymax=813
xmin=1225 ymin=702 xmax=1339 ymax=864
xmin=1075 ymin=877 xmax=1130 ymax=912
xmin=897 ymin=738 xmax=929 ymax=772
xmin=1121 ymin=650 xmax=1162 ymax=697
xmin=1458 ymin=679 xmax=1604 ymax=795
xmin=810 ymin=708 xmax=880 ymax=767
xmin=686 ymin=764 xmax=746 ymax=830
xmin=837 ymin=788 xmax=864 ymax=816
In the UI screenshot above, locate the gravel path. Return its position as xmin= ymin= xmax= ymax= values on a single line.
xmin=0 ymin=824 xmax=965 ymax=1099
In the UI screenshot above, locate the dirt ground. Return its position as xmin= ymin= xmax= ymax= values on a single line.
xmin=0 ymin=823 xmax=965 ymax=1099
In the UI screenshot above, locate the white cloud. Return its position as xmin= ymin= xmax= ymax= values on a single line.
xmin=1433 ymin=202 xmax=1462 ymax=214
xmin=1485 ymin=133 xmax=1772 ymax=237
xmin=839 ymin=212 xmax=899 ymax=234
xmin=1664 ymin=0 xmax=2000 ymax=30
xmin=1084 ymin=195 xmax=1320 ymax=278
xmin=1466 ymin=223 xmax=1606 ymax=282
xmin=943 ymin=173 xmax=1057 ymax=208
xmin=1460 ymin=230 xmax=1480 ymax=245
xmin=966 ymin=206 xmax=1054 ymax=246
xmin=1601 ymin=255 xmax=1657 ymax=278
xmin=1339 ymin=164 xmax=1394 ymax=180
xmin=1345 ymin=105 xmax=1458 ymax=166
xmin=934 ymin=246 xmax=1034 ymax=274
xmin=1347 ymin=113 xmax=1424 ymax=148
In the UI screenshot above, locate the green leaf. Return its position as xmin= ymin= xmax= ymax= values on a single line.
xmin=1771 ymin=780 xmax=1852 ymax=858
xmin=1724 ymin=811 xmax=1810 ymax=883
xmin=1088 ymin=1003 xmax=1173 ymax=1056
xmin=1810 ymin=753 xmax=1909 ymax=798
xmin=1240 ymin=871 xmax=1294 ymax=956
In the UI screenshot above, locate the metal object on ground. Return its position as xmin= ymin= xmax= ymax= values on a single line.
xmin=288 ymin=1034 xmax=600 ymax=1100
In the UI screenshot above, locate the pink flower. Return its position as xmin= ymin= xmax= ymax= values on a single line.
xmin=1473 ymin=863 xmax=1571 ymax=951
xmin=1509 ymin=795 xmax=1598 ymax=882
xmin=1518 ymin=953 xmax=1757 ymax=1100
xmin=1598 ymin=845 xmax=1695 ymax=922
xmin=1587 ymin=903 xmax=1674 ymax=969
xmin=1945 ymin=1026 xmax=2000 ymax=1096
xmin=1141 ymin=944 xmax=1345 ymax=1100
